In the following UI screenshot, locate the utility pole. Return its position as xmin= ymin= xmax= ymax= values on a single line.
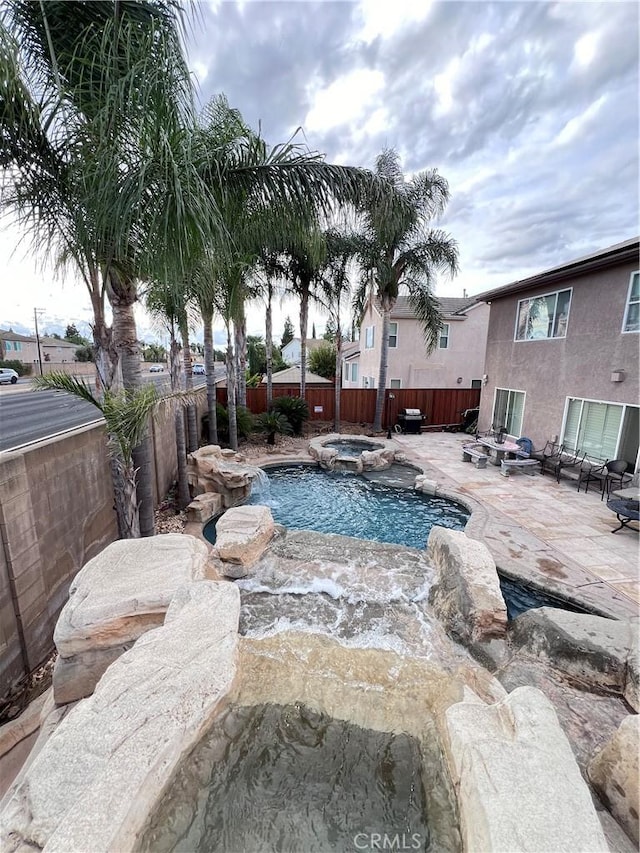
xmin=34 ymin=308 xmax=44 ymax=376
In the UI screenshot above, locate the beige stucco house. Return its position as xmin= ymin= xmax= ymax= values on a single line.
xmin=476 ymin=237 xmax=639 ymax=471
xmin=1 ymin=330 xmax=79 ymax=366
xmin=343 ymin=295 xmax=489 ymax=390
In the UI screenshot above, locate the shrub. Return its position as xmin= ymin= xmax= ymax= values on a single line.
xmin=0 ymin=360 xmax=31 ymax=376
xmin=271 ymin=395 xmax=309 ymax=436
xmin=308 ymin=342 xmax=336 ymax=379
xmin=255 ymin=411 xmax=293 ymax=445
xmin=201 ymin=404 xmax=254 ymax=445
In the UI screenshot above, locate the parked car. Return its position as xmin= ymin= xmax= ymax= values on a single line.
xmin=192 ymin=363 xmax=205 ymax=375
xmin=0 ymin=368 xmax=19 ymax=385
xmin=149 ymin=364 xmax=164 ymax=373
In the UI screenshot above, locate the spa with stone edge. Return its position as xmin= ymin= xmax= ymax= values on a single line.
xmin=0 ymin=443 xmax=637 ymax=853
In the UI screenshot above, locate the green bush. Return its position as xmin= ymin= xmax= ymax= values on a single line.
xmin=0 ymin=360 xmax=31 ymax=376
xmin=271 ymin=395 xmax=309 ymax=436
xmin=255 ymin=411 xmax=293 ymax=445
xmin=201 ymin=403 xmax=254 ymax=445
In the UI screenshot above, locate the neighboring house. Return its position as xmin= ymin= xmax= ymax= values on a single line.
xmin=261 ymin=366 xmax=331 ymax=386
xmin=347 ymin=295 xmax=489 ymax=389
xmin=0 ymin=330 xmax=79 ymax=365
xmin=281 ymin=337 xmax=326 ymax=366
xmin=476 ymin=237 xmax=639 ymax=471
xmin=341 ymin=340 xmax=361 ymax=389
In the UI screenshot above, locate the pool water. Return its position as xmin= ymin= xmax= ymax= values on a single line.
xmin=246 ymin=465 xmax=469 ymax=549
xmin=323 ymin=439 xmax=382 ymax=457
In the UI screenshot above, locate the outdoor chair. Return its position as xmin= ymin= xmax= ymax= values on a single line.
xmin=534 ymin=442 xmax=563 ymax=473
xmin=577 ymin=458 xmax=630 ymax=499
xmin=542 ymin=448 xmax=587 ymax=484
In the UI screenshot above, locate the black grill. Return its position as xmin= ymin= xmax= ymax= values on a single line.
xmin=397 ymin=408 xmax=424 ymax=434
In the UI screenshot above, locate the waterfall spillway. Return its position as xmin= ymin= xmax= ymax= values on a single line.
xmin=250 ymin=468 xmax=272 ymax=504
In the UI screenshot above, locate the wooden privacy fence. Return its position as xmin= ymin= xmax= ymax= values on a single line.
xmin=216 ymin=386 xmax=481 ymax=429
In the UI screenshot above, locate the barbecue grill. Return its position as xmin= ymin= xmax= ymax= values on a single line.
xmin=397 ymin=408 xmax=424 ymax=434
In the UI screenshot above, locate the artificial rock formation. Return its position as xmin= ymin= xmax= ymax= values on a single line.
xmin=187 ymin=445 xmax=260 ymax=508
xmin=0 ymin=582 xmax=240 ymax=853
xmin=427 ymin=526 xmax=507 ymax=645
xmin=52 ymin=534 xmax=211 ymax=704
xmin=186 ymin=492 xmax=223 ymax=524
xmin=509 ymin=608 xmax=639 ymax=710
xmin=307 ymin=434 xmax=399 ymax=473
xmin=588 ymin=715 xmax=639 ymax=845
xmin=214 ymin=505 xmax=275 ymax=577
xmin=444 ymin=685 xmax=609 ymax=852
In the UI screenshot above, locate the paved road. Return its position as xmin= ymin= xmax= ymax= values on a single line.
xmin=0 ymin=375 xmax=211 ymax=452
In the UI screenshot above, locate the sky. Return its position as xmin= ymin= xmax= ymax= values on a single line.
xmin=1 ymin=0 xmax=638 ymax=345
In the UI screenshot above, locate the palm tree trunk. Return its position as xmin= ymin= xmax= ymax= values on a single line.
xmin=89 ymin=268 xmax=120 ymax=394
xmin=112 ymin=459 xmax=141 ymax=539
xmin=226 ymin=325 xmax=238 ymax=451
xmin=265 ymin=280 xmax=274 ymax=409
xmin=235 ymin=311 xmax=247 ymax=408
xmin=108 ymin=271 xmax=155 ymax=537
xmin=334 ymin=326 xmax=342 ymax=433
xmin=202 ymin=307 xmax=219 ymax=445
xmin=373 ymin=302 xmax=392 ymax=432
xmin=170 ymin=336 xmax=190 ymax=509
xmin=180 ymin=320 xmax=199 ymax=451
xmin=299 ymin=285 xmax=309 ymax=399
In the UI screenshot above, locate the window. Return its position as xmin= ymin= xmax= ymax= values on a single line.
xmin=562 ymin=399 xmax=623 ymax=459
xmin=515 ymin=289 xmax=571 ymax=340
xmin=623 ymin=272 xmax=639 ymax=333
xmin=351 ymin=363 xmax=358 ymax=382
xmin=343 ymin=361 xmax=349 ymax=380
xmin=389 ymin=379 xmax=401 ymax=389
xmin=362 ymin=375 xmax=375 ymax=388
xmin=493 ymin=388 xmax=525 ymax=437
xmin=471 ymin=379 xmax=482 ymax=389
xmin=365 ymin=326 xmax=375 ymax=349
xmin=438 ymin=324 xmax=449 ymax=349
xmin=14 ymin=341 xmax=22 ymax=351
xmin=388 ymin=322 xmax=398 ymax=348
xmin=4 ymin=341 xmax=11 ymax=351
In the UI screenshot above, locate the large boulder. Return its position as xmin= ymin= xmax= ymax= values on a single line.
xmin=187 ymin=445 xmax=260 ymax=507
xmin=443 ymin=685 xmax=608 ymax=852
xmin=588 ymin=715 xmax=639 ymax=845
xmin=427 ymin=527 xmax=507 ymax=644
xmin=214 ymin=505 xmax=275 ymax=576
xmin=0 ymin=581 xmax=240 ymax=853
xmin=509 ymin=608 xmax=639 ymax=709
xmin=52 ymin=534 xmax=211 ymax=704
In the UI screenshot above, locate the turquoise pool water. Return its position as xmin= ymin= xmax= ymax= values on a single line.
xmin=245 ymin=464 xmax=469 ymax=549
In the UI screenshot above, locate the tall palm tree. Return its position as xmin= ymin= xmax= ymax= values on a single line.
xmin=354 ymin=149 xmax=459 ymax=432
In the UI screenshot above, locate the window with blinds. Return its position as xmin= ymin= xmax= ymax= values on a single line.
xmin=562 ymin=399 xmax=623 ymax=459
xmin=493 ymin=388 xmax=525 ymax=436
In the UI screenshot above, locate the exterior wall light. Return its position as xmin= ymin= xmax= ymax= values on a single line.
xmin=611 ymin=370 xmax=625 ymax=382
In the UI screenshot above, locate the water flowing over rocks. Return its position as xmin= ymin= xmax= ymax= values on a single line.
xmin=187 ymin=445 xmax=264 ymax=507
xmin=427 ymin=527 xmax=507 ymax=645
xmin=308 ymin=433 xmax=400 ymax=472
xmin=444 ymin=685 xmax=609 ymax=852
xmin=588 ymin=715 xmax=639 ymax=845
xmin=52 ymin=534 xmax=212 ymax=704
xmin=0 ymin=582 xmax=240 ymax=853
xmin=509 ymin=608 xmax=639 ymax=710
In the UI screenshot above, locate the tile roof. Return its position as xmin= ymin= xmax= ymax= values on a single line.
xmin=389 ymin=295 xmax=477 ymax=319
xmin=261 ymin=365 xmax=332 ymax=384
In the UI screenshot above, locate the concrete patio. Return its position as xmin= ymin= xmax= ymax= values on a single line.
xmin=394 ymin=432 xmax=639 ymax=620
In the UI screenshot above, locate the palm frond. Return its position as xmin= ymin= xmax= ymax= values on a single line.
xmin=32 ymin=371 xmax=103 ymax=409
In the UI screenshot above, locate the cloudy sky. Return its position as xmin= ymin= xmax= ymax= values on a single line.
xmin=2 ymin=0 xmax=638 ymax=342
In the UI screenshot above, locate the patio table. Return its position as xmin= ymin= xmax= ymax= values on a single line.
xmin=476 ymin=438 xmax=523 ymax=467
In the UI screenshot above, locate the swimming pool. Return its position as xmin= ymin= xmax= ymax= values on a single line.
xmin=218 ymin=464 xmax=468 ymax=549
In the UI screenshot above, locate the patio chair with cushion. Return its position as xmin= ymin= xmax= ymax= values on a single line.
xmin=543 ymin=448 xmax=587 ymax=484
xmin=535 ymin=442 xmax=564 ymax=475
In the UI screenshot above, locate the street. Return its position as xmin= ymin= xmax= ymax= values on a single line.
xmin=0 ymin=375 xmax=210 ymax=452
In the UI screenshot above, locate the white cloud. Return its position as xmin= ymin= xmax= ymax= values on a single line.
xmin=304 ymin=68 xmax=385 ymax=133
xmin=572 ymin=31 xmax=599 ymax=69
xmin=355 ymin=0 xmax=434 ymax=44
xmin=555 ymin=95 xmax=608 ymax=146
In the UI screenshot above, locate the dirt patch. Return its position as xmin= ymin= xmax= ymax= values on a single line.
xmin=0 ymin=651 xmax=56 ymax=727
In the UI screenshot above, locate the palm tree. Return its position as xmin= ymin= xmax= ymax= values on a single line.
xmin=317 ymin=229 xmax=359 ymax=432
xmin=354 ymin=149 xmax=459 ymax=432
xmin=32 ymin=372 xmax=195 ymax=538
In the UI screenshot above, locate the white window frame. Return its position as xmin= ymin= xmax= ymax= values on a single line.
xmin=364 ymin=326 xmax=375 ymax=349
xmin=438 ymin=323 xmax=450 ymax=349
xmin=492 ymin=387 xmax=526 ymax=438
xmin=622 ymin=271 xmax=639 ymax=333
xmin=560 ymin=396 xmax=636 ymax=462
xmin=514 ymin=288 xmax=572 ymax=341
xmin=388 ymin=322 xmax=398 ymax=348
xmin=351 ymin=363 xmax=358 ymax=383
xmin=389 ymin=378 xmax=402 ymax=389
